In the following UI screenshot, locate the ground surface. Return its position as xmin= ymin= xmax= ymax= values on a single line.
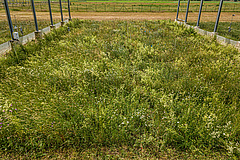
xmin=0 ymin=11 xmax=240 ymax=22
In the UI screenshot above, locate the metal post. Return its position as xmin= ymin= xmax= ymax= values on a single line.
xmin=47 ymin=0 xmax=53 ymax=26
xmin=214 ymin=0 xmax=224 ymax=32
xmin=185 ymin=0 xmax=190 ymax=23
xmin=3 ymin=0 xmax=14 ymax=40
xmin=67 ymin=0 xmax=71 ymax=20
xmin=59 ymin=0 xmax=63 ymax=22
xmin=176 ymin=0 xmax=180 ymax=20
xmin=30 ymin=0 xmax=38 ymax=31
xmin=197 ymin=0 xmax=203 ymax=27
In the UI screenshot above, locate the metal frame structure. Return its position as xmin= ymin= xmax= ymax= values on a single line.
xmin=185 ymin=0 xmax=190 ymax=23
xmin=3 ymin=0 xmax=14 ymax=40
xmin=68 ymin=0 xmax=71 ymax=20
xmin=30 ymin=0 xmax=39 ymax=32
xmin=176 ymin=0 xmax=225 ymax=33
xmin=3 ymin=0 xmax=72 ymax=43
xmin=214 ymin=0 xmax=224 ymax=32
xmin=197 ymin=0 xmax=204 ymax=27
xmin=176 ymin=0 xmax=191 ymax=23
xmin=48 ymin=0 xmax=54 ymax=26
xmin=59 ymin=0 xmax=64 ymax=23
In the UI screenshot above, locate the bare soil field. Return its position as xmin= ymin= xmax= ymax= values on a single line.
xmin=0 ymin=11 xmax=239 ymax=22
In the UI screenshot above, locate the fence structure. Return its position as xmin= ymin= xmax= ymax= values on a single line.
xmin=1 ymin=1 xmax=240 ymax=12
xmin=0 ymin=19 xmax=69 ymax=55
xmin=175 ymin=0 xmax=240 ymax=50
xmin=0 ymin=0 xmax=71 ymax=55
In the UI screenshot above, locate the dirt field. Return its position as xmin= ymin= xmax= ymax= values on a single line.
xmin=0 ymin=11 xmax=239 ymax=22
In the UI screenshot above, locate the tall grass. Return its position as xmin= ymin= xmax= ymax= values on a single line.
xmin=0 ymin=20 xmax=239 ymax=158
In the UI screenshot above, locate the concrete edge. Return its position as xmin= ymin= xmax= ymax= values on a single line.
xmin=175 ymin=20 xmax=240 ymax=51
xmin=0 ymin=19 xmax=69 ymax=56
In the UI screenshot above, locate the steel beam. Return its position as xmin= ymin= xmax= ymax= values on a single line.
xmin=185 ymin=0 xmax=190 ymax=23
xmin=176 ymin=0 xmax=180 ymax=20
xmin=59 ymin=0 xmax=63 ymax=22
xmin=48 ymin=0 xmax=53 ymax=26
xmin=30 ymin=0 xmax=39 ymax=31
xmin=197 ymin=0 xmax=204 ymax=27
xmin=214 ymin=0 xmax=224 ymax=32
xmin=68 ymin=0 xmax=71 ymax=20
xmin=3 ymin=0 xmax=14 ymax=40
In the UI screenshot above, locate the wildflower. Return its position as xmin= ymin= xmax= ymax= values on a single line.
xmin=10 ymin=104 xmax=12 ymax=107
xmin=3 ymin=110 xmax=5 ymax=112
xmin=7 ymin=124 xmax=9 ymax=126
xmin=15 ymin=109 xmax=17 ymax=111
xmin=0 ymin=123 xmax=2 ymax=124
xmin=51 ymin=125 xmax=53 ymax=127
xmin=9 ymin=110 xmax=12 ymax=112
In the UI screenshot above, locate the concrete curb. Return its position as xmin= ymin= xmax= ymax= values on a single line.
xmin=175 ymin=20 xmax=240 ymax=51
xmin=0 ymin=19 xmax=69 ymax=56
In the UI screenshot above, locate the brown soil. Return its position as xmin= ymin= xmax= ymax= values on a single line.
xmin=0 ymin=11 xmax=239 ymax=22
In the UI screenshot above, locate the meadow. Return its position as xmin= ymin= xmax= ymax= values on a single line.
xmin=0 ymin=20 xmax=239 ymax=158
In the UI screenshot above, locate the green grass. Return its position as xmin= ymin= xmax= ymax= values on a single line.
xmin=0 ymin=20 xmax=240 ymax=158
xmin=188 ymin=21 xmax=240 ymax=41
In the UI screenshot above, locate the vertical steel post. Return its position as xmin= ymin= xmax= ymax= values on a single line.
xmin=68 ymin=0 xmax=71 ymax=20
xmin=3 ymin=0 xmax=14 ymax=40
xmin=214 ymin=0 xmax=224 ymax=32
xmin=30 ymin=0 xmax=38 ymax=31
xmin=197 ymin=0 xmax=203 ymax=27
xmin=59 ymin=0 xmax=63 ymax=22
xmin=48 ymin=0 xmax=53 ymax=25
xmin=176 ymin=0 xmax=180 ymax=20
xmin=185 ymin=0 xmax=190 ymax=23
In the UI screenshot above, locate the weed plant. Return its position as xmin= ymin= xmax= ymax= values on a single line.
xmin=0 ymin=20 xmax=239 ymax=158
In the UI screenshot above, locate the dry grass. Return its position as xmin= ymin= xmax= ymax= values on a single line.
xmin=0 ymin=10 xmax=239 ymax=22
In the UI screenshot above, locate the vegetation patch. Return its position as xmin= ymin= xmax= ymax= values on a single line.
xmin=0 ymin=20 xmax=239 ymax=158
